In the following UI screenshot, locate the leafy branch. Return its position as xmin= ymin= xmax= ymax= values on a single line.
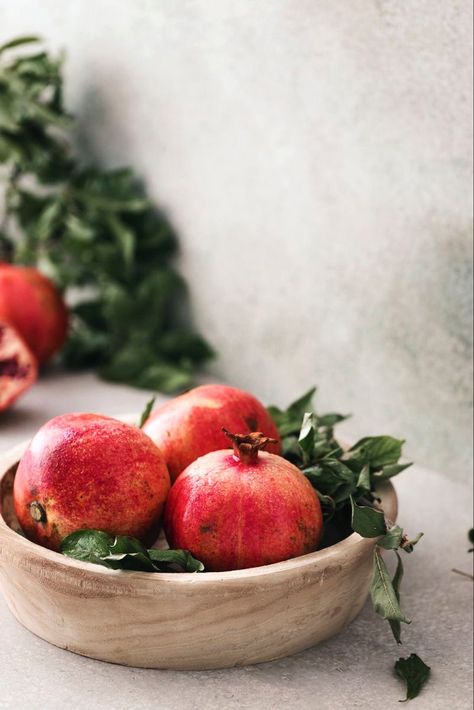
xmin=0 ymin=36 xmax=213 ymax=392
xmin=269 ymin=387 xmax=429 ymax=701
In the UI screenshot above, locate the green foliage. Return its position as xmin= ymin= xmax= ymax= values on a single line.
xmin=270 ymin=387 xmax=429 ymax=694
xmin=60 ymin=529 xmax=204 ymax=573
xmin=0 ymin=36 xmax=212 ymax=392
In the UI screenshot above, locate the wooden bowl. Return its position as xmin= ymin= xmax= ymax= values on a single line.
xmin=0 ymin=427 xmax=397 ymax=670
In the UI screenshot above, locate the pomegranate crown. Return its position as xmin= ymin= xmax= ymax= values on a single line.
xmin=222 ymin=428 xmax=277 ymax=464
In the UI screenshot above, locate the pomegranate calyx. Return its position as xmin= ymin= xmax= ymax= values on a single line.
xmin=222 ymin=428 xmax=278 ymax=464
xmin=30 ymin=501 xmax=47 ymax=523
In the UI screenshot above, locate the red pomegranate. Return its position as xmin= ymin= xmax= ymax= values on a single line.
xmin=0 ymin=263 xmax=68 ymax=364
xmin=164 ymin=430 xmax=323 ymax=571
xmin=143 ymin=384 xmax=281 ymax=481
xmin=0 ymin=321 xmax=38 ymax=412
xmin=14 ymin=414 xmax=170 ymax=551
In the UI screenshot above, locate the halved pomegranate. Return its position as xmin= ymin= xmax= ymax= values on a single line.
xmin=0 ymin=321 xmax=38 ymax=412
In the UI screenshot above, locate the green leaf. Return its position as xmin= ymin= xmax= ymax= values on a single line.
xmin=372 ymin=462 xmax=413 ymax=481
xmin=348 ymin=436 xmax=405 ymax=468
xmin=148 ymin=549 xmax=205 ymax=573
xmin=298 ymin=412 xmax=316 ymax=458
xmin=388 ymin=551 xmax=404 ymax=643
xmin=64 ymin=214 xmax=95 ymax=242
xmin=371 ymin=548 xmax=410 ymax=625
xmin=101 ymin=552 xmax=156 ymax=571
xmin=60 ymin=530 xmax=114 ymax=565
xmin=378 ymin=525 xmax=404 ymax=550
xmin=304 ymin=459 xmax=356 ymax=504
xmin=287 ymin=387 xmax=317 ymax=418
xmin=317 ymin=412 xmax=350 ymax=427
xmin=395 ymin=653 xmax=431 ymax=701
xmin=351 ymin=497 xmax=387 ymax=538
xmin=71 ymin=187 xmax=149 ymax=213
xmin=356 ymin=464 xmax=371 ymax=492
xmin=138 ymin=396 xmax=156 ymax=428
xmin=267 ymin=387 xmax=317 ymax=437
xmin=36 ymin=198 xmax=63 ymax=241
xmin=107 ymin=213 xmax=135 ymax=271
xmin=101 ymin=535 xmax=156 ymax=572
xmin=0 ymin=36 xmax=41 ymax=53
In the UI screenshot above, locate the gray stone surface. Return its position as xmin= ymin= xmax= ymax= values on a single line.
xmin=1 ymin=0 xmax=473 ymax=483
xmin=0 ymin=372 xmax=472 ymax=709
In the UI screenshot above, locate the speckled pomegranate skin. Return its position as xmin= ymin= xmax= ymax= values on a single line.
xmin=0 ymin=264 xmax=68 ymax=364
xmin=143 ymin=384 xmax=281 ymax=482
xmin=164 ymin=449 xmax=323 ymax=571
xmin=13 ymin=413 xmax=170 ymax=551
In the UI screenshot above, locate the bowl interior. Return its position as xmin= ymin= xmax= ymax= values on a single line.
xmin=0 ymin=464 xmax=21 ymax=534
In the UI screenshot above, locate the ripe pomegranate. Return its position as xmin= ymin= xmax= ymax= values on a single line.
xmin=14 ymin=414 xmax=170 ymax=551
xmin=143 ymin=384 xmax=281 ymax=482
xmin=164 ymin=430 xmax=323 ymax=571
xmin=0 ymin=263 xmax=68 ymax=364
xmin=0 ymin=321 xmax=38 ymax=412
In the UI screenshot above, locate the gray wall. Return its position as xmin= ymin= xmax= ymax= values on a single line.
xmin=1 ymin=0 xmax=472 ymax=482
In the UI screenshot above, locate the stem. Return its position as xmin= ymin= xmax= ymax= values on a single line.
xmin=222 ymin=428 xmax=277 ymax=464
xmin=451 ymin=568 xmax=474 ymax=580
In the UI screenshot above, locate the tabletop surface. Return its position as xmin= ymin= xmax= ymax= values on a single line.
xmin=0 ymin=370 xmax=472 ymax=710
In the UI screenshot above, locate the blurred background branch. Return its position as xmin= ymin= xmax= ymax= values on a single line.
xmin=0 ymin=36 xmax=213 ymax=393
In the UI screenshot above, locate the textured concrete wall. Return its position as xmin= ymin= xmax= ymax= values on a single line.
xmin=1 ymin=0 xmax=472 ymax=482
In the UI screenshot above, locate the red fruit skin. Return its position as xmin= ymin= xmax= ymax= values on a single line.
xmin=143 ymin=384 xmax=281 ymax=481
xmin=0 ymin=321 xmax=38 ymax=412
xmin=0 ymin=263 xmax=68 ymax=364
xmin=13 ymin=414 xmax=171 ymax=551
xmin=164 ymin=449 xmax=323 ymax=571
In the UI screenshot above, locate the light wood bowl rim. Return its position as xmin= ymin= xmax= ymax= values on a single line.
xmin=0 ymin=415 xmax=398 ymax=586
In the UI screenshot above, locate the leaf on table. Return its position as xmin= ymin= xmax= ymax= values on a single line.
xmin=395 ymin=653 xmax=431 ymax=701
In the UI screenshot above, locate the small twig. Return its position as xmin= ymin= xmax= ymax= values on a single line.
xmin=451 ymin=568 xmax=474 ymax=580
